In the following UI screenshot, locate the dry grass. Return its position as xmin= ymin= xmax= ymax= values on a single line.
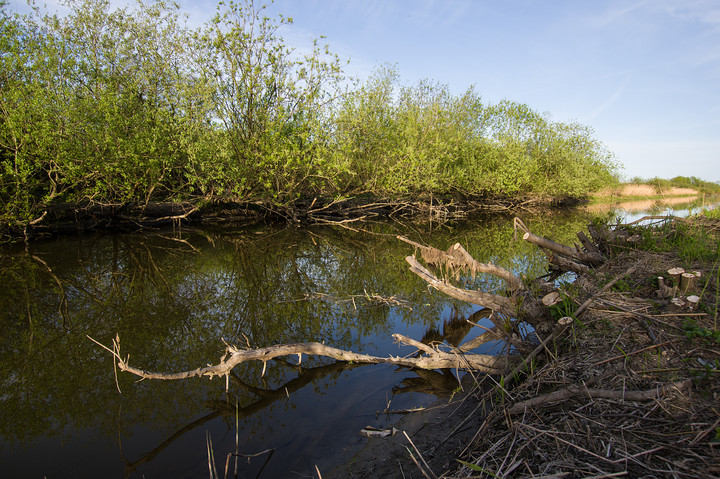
xmin=584 ymin=196 xmax=703 ymax=214
xmin=444 ymin=224 xmax=720 ymax=478
xmin=666 ymin=186 xmax=701 ymax=196
xmin=596 ymin=184 xmax=700 ymax=198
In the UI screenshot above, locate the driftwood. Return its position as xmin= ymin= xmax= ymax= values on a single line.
xmin=93 ymin=333 xmax=510 ymax=386
xmin=508 ymin=379 xmax=693 ymax=415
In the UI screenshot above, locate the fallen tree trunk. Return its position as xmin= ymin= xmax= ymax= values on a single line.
xmin=522 ymin=231 xmax=605 ymax=265
xmin=545 ymin=251 xmax=591 ymax=275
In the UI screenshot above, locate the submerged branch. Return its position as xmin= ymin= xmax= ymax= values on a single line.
xmin=104 ymin=334 xmax=510 ymax=382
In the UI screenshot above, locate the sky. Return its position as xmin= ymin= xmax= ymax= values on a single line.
xmin=8 ymin=0 xmax=720 ymax=183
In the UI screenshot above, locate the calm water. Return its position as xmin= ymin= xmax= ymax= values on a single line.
xmin=0 ymin=206 xmax=700 ymax=478
xmin=583 ymin=194 xmax=719 ymax=223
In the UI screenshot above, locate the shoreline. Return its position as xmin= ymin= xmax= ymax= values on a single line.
xmin=10 ymin=194 xmax=583 ymax=241
xmin=324 ymin=214 xmax=720 ymax=478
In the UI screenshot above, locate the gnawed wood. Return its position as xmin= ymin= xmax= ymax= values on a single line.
xmin=668 ymin=267 xmax=685 ymax=285
xmin=656 ymin=276 xmax=676 ymax=299
xmin=547 ymin=252 xmax=590 ymax=275
xmin=542 ymin=292 xmax=561 ymax=307
xmin=522 ymin=231 xmax=605 ymax=265
xmin=99 ymin=334 xmax=510 ymax=383
xmin=576 ymin=231 xmax=602 ymax=256
xmin=680 ymin=272 xmax=697 ymax=293
xmin=397 ymin=236 xmax=525 ymax=292
xmin=686 ymin=295 xmax=700 ymax=311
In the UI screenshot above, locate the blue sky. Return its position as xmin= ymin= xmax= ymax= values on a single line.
xmin=10 ymin=0 xmax=720 ymax=182
xmin=253 ymin=0 xmax=720 ymax=183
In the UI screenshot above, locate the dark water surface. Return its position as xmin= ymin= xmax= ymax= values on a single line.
xmin=0 ymin=212 xmax=607 ymax=478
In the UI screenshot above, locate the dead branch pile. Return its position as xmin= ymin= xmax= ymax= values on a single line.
xmin=398 ymin=216 xmax=612 ymax=338
xmin=436 ymin=217 xmax=720 ymax=479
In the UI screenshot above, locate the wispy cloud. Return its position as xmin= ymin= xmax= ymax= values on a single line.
xmin=587 ymin=0 xmax=653 ymax=28
xmin=662 ymin=0 xmax=720 ymax=31
xmin=582 ymin=74 xmax=632 ymax=122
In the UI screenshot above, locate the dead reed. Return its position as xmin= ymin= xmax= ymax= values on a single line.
xmin=445 ymin=218 xmax=720 ymax=478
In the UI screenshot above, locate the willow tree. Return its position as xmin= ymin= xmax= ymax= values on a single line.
xmin=193 ymin=0 xmax=347 ymax=201
xmin=481 ymin=100 xmax=619 ymax=197
xmin=0 ymin=0 xmax=201 ymax=231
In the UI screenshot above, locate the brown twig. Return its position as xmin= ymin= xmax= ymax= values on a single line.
xmin=403 ymin=431 xmax=438 ymax=479
xmin=590 ymin=340 xmax=674 ymax=368
xmin=508 ymin=379 xmax=692 ymax=415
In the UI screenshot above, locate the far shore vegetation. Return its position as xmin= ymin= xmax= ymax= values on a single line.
xmin=592 ymin=176 xmax=720 ymax=203
xmin=0 ymin=0 xmax=623 ymax=239
xmin=1 ymin=0 xmax=717 ymax=241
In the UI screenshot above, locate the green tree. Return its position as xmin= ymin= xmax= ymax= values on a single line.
xmin=193 ymin=0 xmax=346 ymax=200
xmin=0 ymin=0 xmax=621 ymax=237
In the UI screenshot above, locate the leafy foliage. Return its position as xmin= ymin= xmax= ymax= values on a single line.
xmin=332 ymin=67 xmax=618 ymax=197
xmin=682 ymin=319 xmax=720 ymax=345
xmin=639 ymin=176 xmax=720 ymax=195
xmin=0 ymin=0 xmax=620 ymax=234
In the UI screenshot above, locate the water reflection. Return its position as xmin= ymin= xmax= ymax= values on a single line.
xmin=0 ymin=214 xmax=596 ymax=477
xmin=583 ymin=195 xmax=720 ymax=223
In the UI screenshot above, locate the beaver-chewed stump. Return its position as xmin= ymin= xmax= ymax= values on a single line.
xmin=397 ymin=217 xmax=606 ymax=340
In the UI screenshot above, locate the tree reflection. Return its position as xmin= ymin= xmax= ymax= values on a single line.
xmin=0 ymin=213 xmax=595 ymax=476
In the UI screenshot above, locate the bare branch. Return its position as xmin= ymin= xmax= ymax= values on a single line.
xmin=405 ymin=255 xmax=517 ymax=315
xmin=104 ymin=334 xmax=510 ymax=382
xmin=509 ymin=379 xmax=693 ymax=414
xmin=397 ymin=236 xmax=525 ymax=292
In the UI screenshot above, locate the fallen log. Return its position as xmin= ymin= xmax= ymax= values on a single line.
xmin=522 ymin=231 xmax=605 ymax=265
xmin=91 ymin=333 xmax=510 ymax=387
xmin=546 ymin=252 xmax=590 ymax=275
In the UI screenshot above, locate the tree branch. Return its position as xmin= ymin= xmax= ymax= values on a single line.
xmin=405 ymin=255 xmax=517 ymax=315
xmin=508 ymin=379 xmax=693 ymax=414
xmin=397 ymin=236 xmax=525 ymax=292
xmin=105 ymin=334 xmax=510 ymax=383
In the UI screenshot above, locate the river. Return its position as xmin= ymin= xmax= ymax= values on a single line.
xmin=0 ymin=199 xmax=713 ymax=478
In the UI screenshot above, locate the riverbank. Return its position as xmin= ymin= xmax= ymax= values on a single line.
xmin=593 ymin=183 xmax=700 ymax=201
xmin=329 ymin=214 xmax=720 ymax=478
xmin=12 ymin=194 xmax=582 ymax=241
